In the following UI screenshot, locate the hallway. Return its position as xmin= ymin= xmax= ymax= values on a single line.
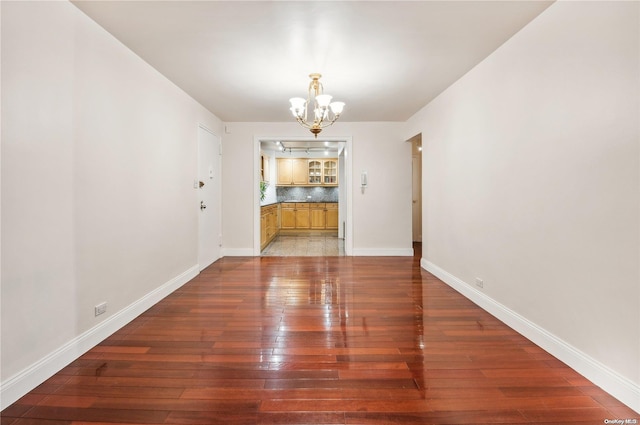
xmin=2 ymin=253 xmax=636 ymax=424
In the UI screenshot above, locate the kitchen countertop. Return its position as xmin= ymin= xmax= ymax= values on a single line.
xmin=280 ymin=200 xmax=337 ymax=203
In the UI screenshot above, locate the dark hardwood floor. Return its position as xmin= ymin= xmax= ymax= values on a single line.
xmin=2 ymin=249 xmax=637 ymax=424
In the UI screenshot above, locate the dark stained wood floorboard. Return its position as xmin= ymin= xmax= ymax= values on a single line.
xmin=2 ymin=248 xmax=638 ymax=424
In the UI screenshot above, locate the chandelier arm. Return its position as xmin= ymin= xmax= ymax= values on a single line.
xmin=294 ymin=116 xmax=313 ymax=129
xmin=317 ymin=116 xmax=340 ymax=129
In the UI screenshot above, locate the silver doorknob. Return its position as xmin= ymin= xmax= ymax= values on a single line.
xmin=200 ymin=201 xmax=207 ymax=210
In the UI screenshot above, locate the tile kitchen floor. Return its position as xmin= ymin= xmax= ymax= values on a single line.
xmin=261 ymin=232 xmax=345 ymax=256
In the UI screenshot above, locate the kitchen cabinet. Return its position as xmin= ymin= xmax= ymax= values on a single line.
xmin=295 ymin=203 xmax=310 ymax=229
xmin=261 ymin=154 xmax=270 ymax=182
xmin=310 ymin=203 xmax=326 ymax=229
xmin=282 ymin=202 xmax=309 ymax=229
xmin=277 ymin=158 xmax=307 ymax=185
xmin=266 ymin=207 xmax=277 ymax=240
xmin=280 ymin=202 xmax=338 ymax=230
xmin=308 ymin=160 xmax=322 ymax=184
xmin=277 ymin=157 xmax=339 ymax=186
xmin=323 ymin=160 xmax=338 ymax=185
xmin=312 ymin=203 xmax=338 ymax=230
xmin=281 ymin=203 xmax=296 ymax=229
xmin=260 ymin=204 xmax=280 ymax=250
xmin=260 ymin=214 xmax=267 ymax=247
xmin=326 ymin=203 xmax=338 ymax=229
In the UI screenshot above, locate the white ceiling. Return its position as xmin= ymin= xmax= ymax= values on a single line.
xmin=71 ymin=1 xmax=553 ymax=123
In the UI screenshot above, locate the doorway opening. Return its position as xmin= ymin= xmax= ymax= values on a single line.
xmin=253 ymin=136 xmax=353 ymax=256
xmin=407 ymin=133 xmax=423 ymax=250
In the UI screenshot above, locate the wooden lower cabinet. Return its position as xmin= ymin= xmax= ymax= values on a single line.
xmin=281 ymin=203 xmax=296 ymax=229
xmin=260 ymin=204 xmax=280 ymax=250
xmin=310 ymin=203 xmax=326 ymax=229
xmin=326 ymin=203 xmax=338 ymax=229
xmin=278 ymin=202 xmax=338 ymax=231
xmin=260 ymin=214 xmax=267 ymax=246
xmin=266 ymin=209 xmax=277 ymax=241
xmin=295 ymin=203 xmax=310 ymax=229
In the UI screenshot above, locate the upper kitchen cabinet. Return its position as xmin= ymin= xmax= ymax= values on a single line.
xmin=277 ymin=157 xmax=339 ymax=186
xmin=277 ymin=158 xmax=307 ymax=185
xmin=308 ymin=160 xmax=322 ymax=185
xmin=260 ymin=154 xmax=270 ymax=182
xmin=323 ymin=159 xmax=338 ymax=186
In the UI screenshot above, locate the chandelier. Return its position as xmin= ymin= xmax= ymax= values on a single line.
xmin=289 ymin=73 xmax=345 ymax=138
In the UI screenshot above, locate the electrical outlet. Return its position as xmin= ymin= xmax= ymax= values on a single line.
xmin=95 ymin=302 xmax=107 ymax=316
xmin=475 ymin=278 xmax=484 ymax=289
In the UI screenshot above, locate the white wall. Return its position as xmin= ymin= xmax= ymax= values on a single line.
xmin=406 ymin=1 xmax=639 ymax=411
xmin=1 ymin=1 xmax=221 ymax=407
xmin=221 ymin=122 xmax=412 ymax=256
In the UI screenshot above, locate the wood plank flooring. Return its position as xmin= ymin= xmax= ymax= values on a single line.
xmin=2 ymin=252 xmax=638 ymax=424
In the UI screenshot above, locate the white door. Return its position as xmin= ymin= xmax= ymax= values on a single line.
xmin=198 ymin=125 xmax=221 ymax=270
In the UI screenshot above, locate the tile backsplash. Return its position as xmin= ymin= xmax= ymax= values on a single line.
xmin=277 ymin=186 xmax=339 ymax=203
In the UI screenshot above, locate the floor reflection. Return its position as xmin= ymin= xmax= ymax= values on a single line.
xmin=262 ymin=256 xmax=425 ymax=368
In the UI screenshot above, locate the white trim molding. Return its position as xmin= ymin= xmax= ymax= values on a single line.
xmin=221 ymin=248 xmax=254 ymax=257
xmin=352 ymin=248 xmax=414 ymax=256
xmin=422 ymin=258 xmax=640 ymax=414
xmin=0 ymin=265 xmax=199 ymax=410
xmin=252 ymin=135 xmax=354 ymax=257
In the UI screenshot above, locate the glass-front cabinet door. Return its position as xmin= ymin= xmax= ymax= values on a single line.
xmin=323 ymin=160 xmax=338 ymax=185
xmin=308 ymin=160 xmax=322 ymax=184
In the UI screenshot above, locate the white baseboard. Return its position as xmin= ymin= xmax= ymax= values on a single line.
xmin=0 ymin=265 xmax=199 ymax=410
xmin=352 ymin=248 xmax=414 ymax=256
xmin=221 ymin=248 xmax=254 ymax=256
xmin=422 ymin=258 xmax=640 ymax=414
